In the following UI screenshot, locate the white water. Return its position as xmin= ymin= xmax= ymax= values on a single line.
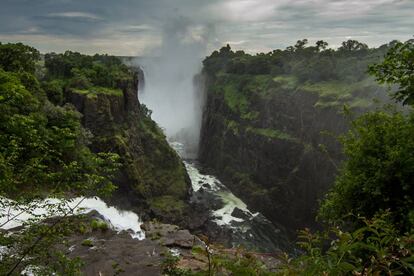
xmin=0 ymin=197 xmax=145 ymax=240
xmin=170 ymin=142 xmax=258 ymax=228
xmin=186 ymin=162 xmax=259 ymax=227
xmin=184 ymin=162 xmax=222 ymax=192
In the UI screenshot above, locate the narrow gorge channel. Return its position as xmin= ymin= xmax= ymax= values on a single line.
xmin=139 ymin=65 xmax=290 ymax=252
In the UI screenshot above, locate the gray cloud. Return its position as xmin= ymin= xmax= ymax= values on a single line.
xmin=0 ymin=0 xmax=412 ymax=55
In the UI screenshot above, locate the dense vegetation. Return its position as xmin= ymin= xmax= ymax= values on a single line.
xmin=41 ymin=50 xmax=132 ymax=105
xmin=43 ymin=50 xmax=190 ymax=222
xmin=204 ymin=39 xmax=391 ymax=81
xmin=0 ymin=43 xmax=123 ymax=273
xmin=203 ymin=39 xmax=394 ymax=115
xmin=0 ymin=42 xmax=121 ymax=201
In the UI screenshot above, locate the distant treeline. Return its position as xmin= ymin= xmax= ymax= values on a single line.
xmin=203 ymin=39 xmax=403 ymax=83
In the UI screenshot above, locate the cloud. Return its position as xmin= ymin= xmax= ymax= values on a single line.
xmin=46 ymin=12 xmax=102 ymax=21
xmin=121 ymin=25 xmax=155 ymax=33
xmin=0 ymin=0 xmax=412 ymax=55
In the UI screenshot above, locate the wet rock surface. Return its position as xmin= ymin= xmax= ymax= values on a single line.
xmin=142 ymin=221 xmax=204 ymax=249
xmin=67 ymin=231 xmax=164 ymax=276
xmin=61 ymin=214 xmax=207 ymax=275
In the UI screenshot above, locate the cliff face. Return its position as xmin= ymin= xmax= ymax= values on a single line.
xmin=198 ymin=73 xmax=385 ymax=232
xmin=65 ymin=70 xmax=192 ymax=226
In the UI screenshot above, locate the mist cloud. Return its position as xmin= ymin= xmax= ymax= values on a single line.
xmin=137 ymin=17 xmax=214 ymax=158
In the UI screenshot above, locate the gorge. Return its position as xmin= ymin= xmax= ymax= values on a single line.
xmin=1 ymin=38 xmax=413 ymax=275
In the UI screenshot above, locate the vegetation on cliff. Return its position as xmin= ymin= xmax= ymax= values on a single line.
xmin=41 ymin=48 xmax=191 ymax=224
xmin=199 ymin=39 xmax=396 ymax=232
xmin=203 ymin=39 xmax=392 ymax=117
xmin=43 ymin=50 xmax=131 ymax=103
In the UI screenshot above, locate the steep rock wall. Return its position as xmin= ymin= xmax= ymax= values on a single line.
xmin=198 ymin=73 xmax=385 ymax=233
xmin=65 ymin=70 xmax=193 ymax=226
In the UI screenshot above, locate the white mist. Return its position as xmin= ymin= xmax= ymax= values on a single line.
xmin=137 ymin=19 xmax=212 ymax=159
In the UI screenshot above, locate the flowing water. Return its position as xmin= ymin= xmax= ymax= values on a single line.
xmin=0 ymin=197 xmax=145 ymax=239
xmin=170 ymin=142 xmax=290 ymax=252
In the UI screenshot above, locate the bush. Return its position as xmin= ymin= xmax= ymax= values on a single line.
xmin=91 ymin=219 xmax=109 ymax=231
xmin=319 ymin=110 xmax=414 ymax=232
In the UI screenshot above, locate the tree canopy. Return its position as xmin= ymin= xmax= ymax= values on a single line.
xmin=203 ymin=39 xmax=390 ymax=83
xmin=0 ymin=42 xmax=40 ymax=74
xmin=319 ymin=110 xmax=414 ymax=231
xmin=369 ymin=39 xmax=414 ymax=105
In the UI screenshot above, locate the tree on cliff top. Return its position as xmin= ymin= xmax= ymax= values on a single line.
xmin=0 ymin=42 xmax=40 ymax=74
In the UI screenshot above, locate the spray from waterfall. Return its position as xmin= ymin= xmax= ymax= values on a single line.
xmin=136 ymin=18 xmax=214 ymax=159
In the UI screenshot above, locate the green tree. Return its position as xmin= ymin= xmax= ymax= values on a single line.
xmin=295 ymin=39 xmax=309 ymax=51
xmin=316 ymin=40 xmax=328 ymax=51
xmin=0 ymin=68 xmax=119 ymax=199
xmin=319 ymin=109 xmax=414 ymax=231
xmin=339 ymin=39 xmax=368 ymax=52
xmin=369 ymin=39 xmax=414 ymax=105
xmin=0 ymin=42 xmax=40 ymax=74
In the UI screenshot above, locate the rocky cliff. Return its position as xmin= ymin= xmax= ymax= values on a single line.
xmin=64 ymin=69 xmax=193 ymax=226
xmin=198 ymin=73 xmax=387 ymax=232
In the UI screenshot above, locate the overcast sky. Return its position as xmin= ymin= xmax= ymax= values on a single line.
xmin=0 ymin=0 xmax=413 ymax=56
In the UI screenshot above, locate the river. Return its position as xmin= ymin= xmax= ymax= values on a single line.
xmin=170 ymin=141 xmax=290 ymax=252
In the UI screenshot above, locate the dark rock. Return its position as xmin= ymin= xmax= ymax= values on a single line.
xmin=160 ymin=230 xmax=195 ymax=248
xmin=66 ymin=228 xmax=165 ymax=275
xmin=142 ymin=221 xmax=204 ymax=249
xmin=231 ymin=207 xmax=250 ymax=220
xmin=202 ymin=183 xmax=211 ymax=190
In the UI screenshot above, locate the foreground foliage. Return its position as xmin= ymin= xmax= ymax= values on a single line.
xmin=319 ymin=109 xmax=414 ymax=232
xmin=0 ymin=42 xmax=121 ymax=274
xmin=163 ymin=213 xmax=414 ymax=275
xmin=280 ymin=213 xmax=414 ymax=275
xmin=369 ymin=39 xmax=414 ymax=105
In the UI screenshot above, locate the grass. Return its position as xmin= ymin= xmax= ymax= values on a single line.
xmin=300 ymin=79 xmax=376 ymax=109
xmin=225 ymin=120 xmax=240 ymax=135
xmin=273 ymin=75 xmax=298 ymax=90
xmin=91 ymin=219 xmax=109 ymax=231
xmin=219 ymin=74 xmax=269 ymax=118
xmin=73 ymin=86 xmax=123 ymax=98
xmin=149 ymin=196 xmax=186 ymax=216
xmin=246 ymin=127 xmax=297 ymax=142
xmin=81 ymin=239 xmax=94 ymax=247
xmin=349 ymin=97 xmax=373 ymax=109
xmin=223 ymin=83 xmax=249 ymax=115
